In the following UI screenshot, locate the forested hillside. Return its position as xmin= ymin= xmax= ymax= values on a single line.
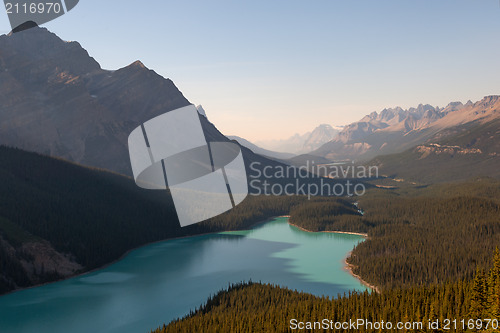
xmin=288 ymin=179 xmax=500 ymax=290
xmin=349 ymin=195 xmax=500 ymax=290
xmin=289 ymin=198 xmax=368 ymax=233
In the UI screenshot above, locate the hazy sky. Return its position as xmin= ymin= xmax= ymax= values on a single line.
xmin=1 ymin=0 xmax=499 ymax=141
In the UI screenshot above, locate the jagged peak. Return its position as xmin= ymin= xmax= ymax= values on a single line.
xmin=120 ymin=60 xmax=147 ymax=71
xmin=475 ymin=95 xmax=500 ymax=108
xmin=118 ymin=60 xmax=149 ymax=74
xmin=483 ymin=95 xmax=500 ymax=102
xmin=440 ymin=101 xmax=465 ymax=114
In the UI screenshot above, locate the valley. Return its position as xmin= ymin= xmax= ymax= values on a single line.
xmin=0 ymin=14 xmax=499 ymax=333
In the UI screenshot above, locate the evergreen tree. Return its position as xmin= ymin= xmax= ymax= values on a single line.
xmin=487 ymin=248 xmax=500 ymax=319
xmin=469 ymin=267 xmax=487 ymax=330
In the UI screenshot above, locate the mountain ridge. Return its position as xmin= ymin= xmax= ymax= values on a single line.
xmin=369 ymin=118 xmax=500 ymax=183
xmin=0 ymin=26 xmax=190 ymax=175
xmin=0 ymin=25 xmax=294 ymax=181
xmin=308 ymin=96 xmax=500 ymax=162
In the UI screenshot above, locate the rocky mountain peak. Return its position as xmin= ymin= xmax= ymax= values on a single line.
xmin=477 ymin=95 xmax=500 ymax=108
xmin=301 ymin=124 xmax=341 ymax=152
xmin=447 ymin=101 xmax=464 ymax=108
xmin=130 ymin=60 xmax=146 ymax=69
xmin=415 ymin=104 xmax=435 ymax=113
xmin=120 ymin=60 xmax=150 ymax=74
xmin=0 ymin=26 xmax=191 ymax=175
xmin=379 ymin=106 xmax=404 ymax=122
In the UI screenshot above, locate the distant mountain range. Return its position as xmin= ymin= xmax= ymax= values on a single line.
xmin=276 ymin=96 xmax=499 ymax=183
xmin=251 ymin=96 xmax=499 ymax=181
xmin=255 ymin=124 xmax=343 ymax=154
xmin=306 ymin=97 xmax=499 ymax=163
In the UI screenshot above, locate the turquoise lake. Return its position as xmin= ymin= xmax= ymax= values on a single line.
xmin=0 ymin=217 xmax=367 ymax=333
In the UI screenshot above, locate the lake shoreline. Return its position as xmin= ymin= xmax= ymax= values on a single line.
xmin=287 ymin=221 xmax=368 ymax=238
xmin=286 ymin=221 xmax=378 ymax=293
xmin=343 ymin=253 xmax=380 ymax=293
xmin=2 ymin=215 xmax=378 ymax=297
xmin=0 ymin=215 xmax=289 ymax=297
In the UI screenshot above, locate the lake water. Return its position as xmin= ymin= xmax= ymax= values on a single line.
xmin=0 ymin=217 xmax=367 ymax=333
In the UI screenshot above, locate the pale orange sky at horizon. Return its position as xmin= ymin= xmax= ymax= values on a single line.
xmin=177 ymin=87 xmax=494 ymax=143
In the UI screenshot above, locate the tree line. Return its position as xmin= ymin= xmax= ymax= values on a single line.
xmin=153 ymin=249 xmax=500 ymax=333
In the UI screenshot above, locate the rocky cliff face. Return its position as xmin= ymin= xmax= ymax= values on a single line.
xmin=0 ymin=25 xmax=192 ymax=175
xmin=0 ymin=231 xmax=83 ymax=292
xmin=0 ymin=26 xmax=241 ymax=175
xmin=415 ymin=144 xmax=483 ymax=158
